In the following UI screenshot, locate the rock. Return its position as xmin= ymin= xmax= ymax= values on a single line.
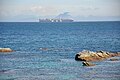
xmin=75 ymin=50 xmax=114 ymax=61
xmin=39 ymin=48 xmax=48 ymax=51
xmin=96 ymin=50 xmax=110 ymax=58
xmin=0 ymin=70 xmax=8 ymax=73
xmin=75 ymin=50 xmax=100 ymax=61
xmin=0 ymin=48 xmax=12 ymax=52
xmin=82 ymin=62 xmax=96 ymax=66
xmin=110 ymin=58 xmax=118 ymax=61
xmin=114 ymin=52 xmax=120 ymax=56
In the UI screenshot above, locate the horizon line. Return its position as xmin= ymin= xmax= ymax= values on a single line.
xmin=0 ymin=20 xmax=120 ymax=23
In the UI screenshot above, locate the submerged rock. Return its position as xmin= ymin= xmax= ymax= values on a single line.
xmin=39 ymin=48 xmax=48 ymax=51
xmin=110 ymin=58 xmax=118 ymax=61
xmin=0 ymin=69 xmax=9 ymax=73
xmin=0 ymin=48 xmax=12 ymax=52
xmin=82 ymin=62 xmax=96 ymax=66
xmin=75 ymin=50 xmax=115 ymax=61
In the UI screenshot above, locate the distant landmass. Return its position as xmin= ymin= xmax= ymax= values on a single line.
xmin=55 ymin=12 xmax=72 ymax=19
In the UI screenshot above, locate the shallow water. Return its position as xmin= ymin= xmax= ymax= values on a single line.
xmin=0 ymin=22 xmax=120 ymax=80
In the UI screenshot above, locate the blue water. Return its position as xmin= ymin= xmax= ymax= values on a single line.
xmin=0 ymin=22 xmax=120 ymax=80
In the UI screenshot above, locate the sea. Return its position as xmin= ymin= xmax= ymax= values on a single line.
xmin=0 ymin=21 xmax=120 ymax=80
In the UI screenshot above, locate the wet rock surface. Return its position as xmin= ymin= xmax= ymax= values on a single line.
xmin=82 ymin=62 xmax=96 ymax=66
xmin=110 ymin=58 xmax=118 ymax=61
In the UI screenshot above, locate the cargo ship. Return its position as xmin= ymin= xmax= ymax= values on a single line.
xmin=39 ymin=18 xmax=74 ymax=23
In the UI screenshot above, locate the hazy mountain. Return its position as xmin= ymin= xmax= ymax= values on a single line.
xmin=55 ymin=12 xmax=73 ymax=19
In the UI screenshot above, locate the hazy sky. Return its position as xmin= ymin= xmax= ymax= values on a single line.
xmin=0 ymin=0 xmax=120 ymax=22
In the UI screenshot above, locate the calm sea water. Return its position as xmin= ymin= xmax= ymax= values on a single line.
xmin=0 ymin=22 xmax=120 ymax=80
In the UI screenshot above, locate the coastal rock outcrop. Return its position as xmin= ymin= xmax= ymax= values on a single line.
xmin=82 ymin=62 xmax=96 ymax=66
xmin=75 ymin=50 xmax=119 ymax=61
xmin=0 ymin=48 xmax=13 ymax=52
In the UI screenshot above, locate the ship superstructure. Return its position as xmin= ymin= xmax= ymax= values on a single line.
xmin=39 ymin=18 xmax=73 ymax=22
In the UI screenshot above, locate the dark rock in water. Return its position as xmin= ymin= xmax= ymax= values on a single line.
xmin=0 ymin=48 xmax=12 ymax=52
xmin=82 ymin=62 xmax=96 ymax=66
xmin=75 ymin=50 xmax=116 ymax=61
xmin=39 ymin=48 xmax=48 ymax=51
xmin=0 ymin=70 xmax=8 ymax=73
xmin=75 ymin=54 xmax=86 ymax=61
xmin=110 ymin=58 xmax=118 ymax=61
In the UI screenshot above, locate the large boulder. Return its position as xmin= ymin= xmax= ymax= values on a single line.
xmin=0 ymin=48 xmax=12 ymax=52
xmin=75 ymin=50 xmax=114 ymax=61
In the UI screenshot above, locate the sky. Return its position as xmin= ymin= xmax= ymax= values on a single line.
xmin=0 ymin=0 xmax=120 ymax=22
